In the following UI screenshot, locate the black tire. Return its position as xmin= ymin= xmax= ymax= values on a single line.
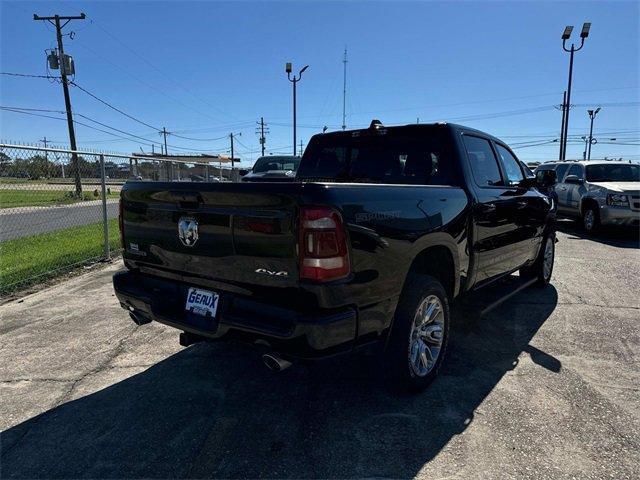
xmin=520 ymin=232 xmax=555 ymax=286
xmin=582 ymin=206 xmax=600 ymax=235
xmin=385 ymin=275 xmax=450 ymax=392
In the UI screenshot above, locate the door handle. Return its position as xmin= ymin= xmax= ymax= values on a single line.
xmin=516 ymin=200 xmax=527 ymax=209
xmin=478 ymin=203 xmax=496 ymax=213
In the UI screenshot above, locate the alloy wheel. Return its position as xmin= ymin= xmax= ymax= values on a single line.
xmin=408 ymin=295 xmax=445 ymax=377
xmin=584 ymin=209 xmax=595 ymax=231
xmin=543 ymin=237 xmax=554 ymax=281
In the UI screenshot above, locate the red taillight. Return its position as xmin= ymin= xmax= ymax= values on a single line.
xmin=299 ymin=207 xmax=350 ymax=281
xmin=118 ymin=198 xmax=125 ymax=248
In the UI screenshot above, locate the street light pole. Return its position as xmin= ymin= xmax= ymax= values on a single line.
xmin=286 ymin=63 xmax=309 ymax=157
xmin=560 ymin=22 xmax=591 ymax=160
xmin=587 ymin=107 xmax=601 ymax=160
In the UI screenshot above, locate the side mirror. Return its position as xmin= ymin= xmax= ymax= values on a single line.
xmin=535 ymin=169 xmax=557 ymax=188
xmin=564 ymin=174 xmax=583 ymax=185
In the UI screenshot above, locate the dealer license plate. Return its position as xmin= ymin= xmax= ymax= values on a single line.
xmin=185 ymin=287 xmax=219 ymax=317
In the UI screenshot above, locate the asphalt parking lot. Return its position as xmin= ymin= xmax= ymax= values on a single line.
xmin=1 ymin=220 xmax=638 ymax=479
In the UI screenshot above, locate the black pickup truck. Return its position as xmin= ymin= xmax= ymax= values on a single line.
xmin=114 ymin=121 xmax=557 ymax=391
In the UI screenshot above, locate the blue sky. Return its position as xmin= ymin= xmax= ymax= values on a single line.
xmin=1 ymin=0 xmax=638 ymax=165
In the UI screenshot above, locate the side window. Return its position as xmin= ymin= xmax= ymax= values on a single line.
xmin=554 ymin=164 xmax=570 ymax=182
xmin=566 ymin=164 xmax=583 ymax=179
xmin=495 ymin=144 xmax=524 ymax=185
xmin=463 ymin=135 xmax=502 ymax=187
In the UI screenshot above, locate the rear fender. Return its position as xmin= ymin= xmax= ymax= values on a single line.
xmin=403 ymin=232 xmax=461 ymax=299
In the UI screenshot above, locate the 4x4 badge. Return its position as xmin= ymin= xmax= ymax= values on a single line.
xmin=255 ymin=268 xmax=289 ymax=277
xmin=178 ymin=217 xmax=198 ymax=247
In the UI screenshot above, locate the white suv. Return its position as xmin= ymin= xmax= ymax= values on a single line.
xmin=535 ymin=161 xmax=639 ymax=233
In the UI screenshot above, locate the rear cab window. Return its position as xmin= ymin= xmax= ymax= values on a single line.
xmin=297 ymin=126 xmax=461 ymax=186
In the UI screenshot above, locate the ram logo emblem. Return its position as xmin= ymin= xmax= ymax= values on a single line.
xmin=178 ymin=217 xmax=199 ymax=247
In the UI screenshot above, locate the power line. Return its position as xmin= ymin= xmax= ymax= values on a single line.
xmin=572 ymin=102 xmax=640 ymax=108
xmin=512 ymin=139 xmax=560 ymax=149
xmin=1 ymin=105 xmax=219 ymax=153
xmin=85 ymin=14 xmax=236 ymax=122
xmin=69 ymin=80 xmax=160 ymax=131
xmin=0 ymin=105 xmax=65 ymax=114
xmin=1 ymin=71 xmax=60 ymax=79
xmin=1 ymin=106 xmax=157 ymax=147
xmin=170 ymin=132 xmax=229 ymax=142
xmin=72 ymin=40 xmax=227 ymax=123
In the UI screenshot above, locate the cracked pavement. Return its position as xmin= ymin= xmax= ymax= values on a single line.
xmin=0 ymin=220 xmax=639 ymax=479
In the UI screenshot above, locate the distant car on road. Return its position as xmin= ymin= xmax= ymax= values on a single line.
xmin=535 ymin=160 xmax=640 ymax=233
xmin=241 ymin=155 xmax=300 ymax=182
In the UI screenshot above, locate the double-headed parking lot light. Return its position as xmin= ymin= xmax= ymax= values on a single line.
xmin=558 ymin=21 xmax=592 ymax=161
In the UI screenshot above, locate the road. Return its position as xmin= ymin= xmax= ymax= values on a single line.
xmin=0 ymin=200 xmax=119 ymax=241
xmin=0 ymin=222 xmax=638 ymax=479
xmin=0 ymin=183 xmax=123 ymax=191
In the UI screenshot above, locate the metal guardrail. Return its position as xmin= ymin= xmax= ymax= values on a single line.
xmin=0 ymin=142 xmax=237 ymax=293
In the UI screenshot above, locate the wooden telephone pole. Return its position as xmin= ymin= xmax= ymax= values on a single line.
xmin=34 ymin=12 xmax=85 ymax=196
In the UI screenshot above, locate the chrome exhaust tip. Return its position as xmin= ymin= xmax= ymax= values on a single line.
xmin=129 ymin=311 xmax=151 ymax=326
xmin=262 ymin=353 xmax=292 ymax=372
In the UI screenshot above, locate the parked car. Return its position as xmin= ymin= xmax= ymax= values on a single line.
xmin=535 ymin=160 xmax=639 ymax=233
xmin=241 ymin=155 xmax=300 ymax=182
xmin=114 ymin=122 xmax=557 ymax=391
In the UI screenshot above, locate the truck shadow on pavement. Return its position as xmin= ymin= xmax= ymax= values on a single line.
xmin=1 ymin=281 xmax=559 ymax=479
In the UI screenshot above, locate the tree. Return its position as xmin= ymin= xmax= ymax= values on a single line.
xmin=0 ymin=152 xmax=11 ymax=176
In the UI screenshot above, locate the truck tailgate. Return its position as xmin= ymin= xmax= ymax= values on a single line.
xmin=121 ymin=182 xmax=307 ymax=289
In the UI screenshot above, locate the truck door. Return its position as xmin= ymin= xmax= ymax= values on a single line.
xmin=563 ymin=164 xmax=586 ymax=214
xmin=462 ymin=135 xmax=527 ymax=284
xmin=554 ymin=163 xmax=572 ymax=214
xmin=494 ymin=142 xmax=548 ymax=266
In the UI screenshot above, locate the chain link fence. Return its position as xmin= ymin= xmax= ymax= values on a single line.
xmin=0 ymin=142 xmax=237 ymax=294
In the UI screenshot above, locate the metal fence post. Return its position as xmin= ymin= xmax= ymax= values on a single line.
xmin=99 ymin=154 xmax=110 ymax=261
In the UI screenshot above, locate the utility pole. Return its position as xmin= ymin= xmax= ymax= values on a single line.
xmin=34 ymin=12 xmax=85 ymax=196
xmin=286 ymin=63 xmax=309 ymax=157
xmin=299 ymin=140 xmax=304 ymax=157
xmin=40 ymin=137 xmax=49 ymax=178
xmin=256 ymin=117 xmax=268 ymax=156
xmin=560 ymin=22 xmax=591 ymax=160
xmin=342 ymin=47 xmax=347 ymax=131
xmin=160 ymin=127 xmax=169 ymax=155
xmin=587 ymin=107 xmax=601 ymax=160
xmin=558 ymin=91 xmax=567 ymax=160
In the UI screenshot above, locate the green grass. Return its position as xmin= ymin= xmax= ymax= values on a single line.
xmin=0 ymin=189 xmax=119 ymax=208
xmin=0 ymin=178 xmax=40 ymax=184
xmin=0 ymin=218 xmax=120 ymax=293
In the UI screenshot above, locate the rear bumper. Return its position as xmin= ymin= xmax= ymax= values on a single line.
xmin=113 ymin=270 xmax=358 ymax=359
xmin=600 ymin=205 xmax=640 ymax=227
